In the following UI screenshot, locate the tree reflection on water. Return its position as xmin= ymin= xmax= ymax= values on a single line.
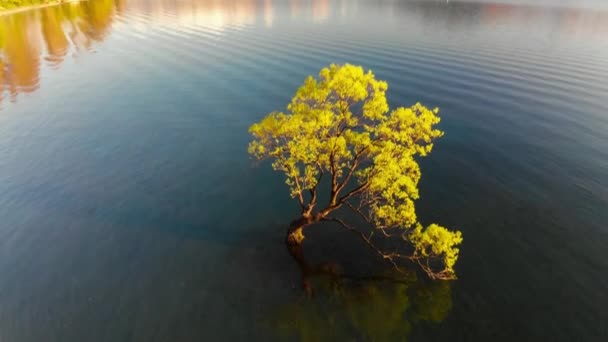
xmin=273 ymin=266 xmax=452 ymax=341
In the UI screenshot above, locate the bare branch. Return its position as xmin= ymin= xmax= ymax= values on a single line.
xmin=324 ymin=217 xmax=456 ymax=280
xmin=344 ymin=201 xmax=373 ymax=225
xmin=338 ymin=182 xmax=370 ymax=203
xmin=324 ymin=217 xmax=404 ymax=273
xmin=344 ymin=201 xmax=394 ymax=237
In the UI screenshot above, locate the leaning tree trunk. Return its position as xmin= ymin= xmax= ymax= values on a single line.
xmin=285 ymin=215 xmax=320 ymax=294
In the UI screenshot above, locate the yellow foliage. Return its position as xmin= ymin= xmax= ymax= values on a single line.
xmin=410 ymin=223 xmax=463 ymax=277
xmin=249 ymin=64 xmax=463 ymax=278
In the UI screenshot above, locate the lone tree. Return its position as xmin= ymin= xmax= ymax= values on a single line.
xmin=249 ymin=64 xmax=462 ymax=280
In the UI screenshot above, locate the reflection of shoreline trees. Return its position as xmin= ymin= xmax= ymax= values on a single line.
xmin=1 ymin=0 xmax=605 ymax=103
xmin=390 ymin=0 xmax=608 ymax=37
xmin=0 ymin=0 xmax=124 ymax=103
xmin=273 ymin=268 xmax=452 ymax=341
xmin=123 ymin=0 xmax=332 ymax=28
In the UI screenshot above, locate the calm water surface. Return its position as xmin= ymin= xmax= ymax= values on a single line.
xmin=1 ymin=0 xmax=607 ymax=341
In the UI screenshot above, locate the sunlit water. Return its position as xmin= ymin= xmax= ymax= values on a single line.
xmin=1 ymin=0 xmax=607 ymax=341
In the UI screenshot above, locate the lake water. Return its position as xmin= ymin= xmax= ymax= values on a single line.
xmin=1 ymin=0 xmax=607 ymax=341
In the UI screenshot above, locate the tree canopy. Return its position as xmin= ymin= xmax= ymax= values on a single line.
xmin=249 ymin=64 xmax=462 ymax=280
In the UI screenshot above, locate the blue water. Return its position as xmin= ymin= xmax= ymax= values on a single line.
xmin=1 ymin=0 xmax=607 ymax=340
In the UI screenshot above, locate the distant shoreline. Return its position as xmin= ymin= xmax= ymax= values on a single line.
xmin=0 ymin=0 xmax=86 ymax=17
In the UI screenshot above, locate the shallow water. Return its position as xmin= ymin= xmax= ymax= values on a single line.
xmin=1 ymin=0 xmax=607 ymax=341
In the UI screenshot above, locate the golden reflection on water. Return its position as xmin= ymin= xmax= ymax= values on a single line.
xmin=0 ymin=0 xmax=125 ymax=103
xmin=1 ymin=0 xmax=606 ymax=105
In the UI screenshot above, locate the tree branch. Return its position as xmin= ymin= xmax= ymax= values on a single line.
xmin=324 ymin=217 xmax=456 ymax=280
xmin=345 ymin=202 xmax=394 ymax=238
xmin=288 ymin=166 xmax=306 ymax=211
xmin=324 ymin=217 xmax=404 ymax=272
xmin=316 ymin=181 xmax=371 ymax=218
xmin=307 ymin=165 xmax=323 ymax=213
xmin=335 ymin=147 xmax=367 ymax=197
xmin=329 ymin=151 xmax=338 ymax=198
xmin=338 ymin=182 xmax=370 ymax=203
xmin=344 ymin=201 xmax=372 ymax=225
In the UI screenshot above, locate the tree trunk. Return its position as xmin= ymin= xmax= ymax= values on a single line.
xmin=286 ymin=216 xmax=311 ymax=243
xmin=285 ymin=215 xmax=319 ymax=294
